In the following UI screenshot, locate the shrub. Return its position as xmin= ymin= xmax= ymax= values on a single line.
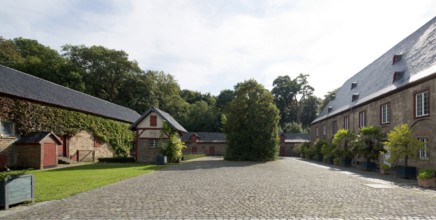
xmin=0 ymin=169 xmax=30 ymax=181
xmin=98 ymin=157 xmax=136 ymax=163
xmin=381 ymin=164 xmax=390 ymax=170
xmin=417 ymin=169 xmax=435 ymax=179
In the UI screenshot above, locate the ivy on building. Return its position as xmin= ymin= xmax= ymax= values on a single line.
xmin=0 ymin=96 xmax=133 ymax=156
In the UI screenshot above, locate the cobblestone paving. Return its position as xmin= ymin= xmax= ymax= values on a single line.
xmin=1 ymin=157 xmax=436 ymax=219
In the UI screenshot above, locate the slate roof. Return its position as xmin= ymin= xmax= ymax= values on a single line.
xmin=0 ymin=65 xmax=140 ymax=123
xmin=15 ymin=132 xmax=62 ymax=145
xmin=312 ymin=16 xmax=436 ymax=124
xmin=182 ymin=132 xmax=226 ymax=143
xmin=130 ymin=106 xmax=187 ymax=133
xmin=280 ymin=133 xmax=311 ymax=143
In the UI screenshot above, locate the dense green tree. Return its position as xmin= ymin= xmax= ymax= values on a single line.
xmin=216 ymin=89 xmax=235 ymax=110
xmin=300 ymin=95 xmax=320 ymax=128
xmin=0 ymin=37 xmax=23 ymax=66
xmin=355 ymin=125 xmax=385 ymax=164
xmin=225 ymin=79 xmax=280 ymax=161
xmin=62 ymin=45 xmax=143 ymax=102
xmin=384 ymin=124 xmax=423 ymax=168
xmin=320 ymin=88 xmax=338 ymax=111
xmin=181 ymin=89 xmax=216 ymax=106
xmin=180 ymin=101 xmax=220 ymax=132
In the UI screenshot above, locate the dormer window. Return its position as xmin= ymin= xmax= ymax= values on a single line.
xmin=351 ymin=82 xmax=358 ymax=89
xmin=392 ymin=54 xmax=402 ymax=65
xmin=328 ymin=106 xmax=333 ymax=113
xmin=392 ymin=71 xmax=403 ymax=82
xmin=352 ymin=93 xmax=359 ymax=102
xmin=331 ymin=95 xmax=336 ymax=100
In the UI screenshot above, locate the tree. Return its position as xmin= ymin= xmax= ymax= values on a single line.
xmin=216 ymin=89 xmax=235 ymax=110
xmin=224 ymin=79 xmax=280 ymax=161
xmin=180 ymin=101 xmax=220 ymax=132
xmin=0 ymin=37 xmax=23 ymax=67
xmin=332 ymin=129 xmax=355 ymax=160
xmin=355 ymin=125 xmax=385 ymax=165
xmin=62 ymin=44 xmax=143 ymax=102
xmin=300 ymin=95 xmax=320 ymax=128
xmin=160 ymin=122 xmax=186 ymax=163
xmin=320 ymin=88 xmax=338 ymax=111
xmin=384 ymin=124 xmax=423 ymax=168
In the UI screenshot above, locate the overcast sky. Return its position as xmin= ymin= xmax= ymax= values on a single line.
xmin=1 ymin=0 xmax=435 ymax=98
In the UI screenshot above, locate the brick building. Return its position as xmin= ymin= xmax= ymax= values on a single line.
xmin=310 ymin=17 xmax=436 ymax=169
xmin=0 ymin=65 xmax=140 ymax=169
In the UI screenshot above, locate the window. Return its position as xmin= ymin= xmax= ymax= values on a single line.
xmin=316 ymin=127 xmax=319 ymax=137
xmin=344 ymin=116 xmax=349 ymax=130
xmin=351 ymin=82 xmax=358 ymax=89
xmin=381 ymin=103 xmax=391 ymax=124
xmin=359 ymin=111 xmax=366 ymax=128
xmin=148 ymin=139 xmax=158 ymax=148
xmin=332 ymin=121 xmax=337 ymax=135
xmin=352 ymin=93 xmax=359 ymax=102
xmin=418 ymin=137 xmax=429 ymax=160
xmin=392 ymin=54 xmax=402 ymax=65
xmin=392 ymin=71 xmax=403 ymax=83
xmin=150 ymin=115 xmax=157 ymax=126
xmin=0 ymin=121 xmax=14 ymax=137
xmin=415 ymin=91 xmax=429 ymax=117
xmin=322 ymin=125 xmax=326 ymax=136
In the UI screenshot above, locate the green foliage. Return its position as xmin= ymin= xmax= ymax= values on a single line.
xmin=381 ymin=164 xmax=390 ymax=170
xmin=160 ymin=122 xmax=186 ymax=163
xmin=0 ymin=169 xmax=30 ymax=181
xmin=224 ymin=80 xmax=280 ymax=161
xmin=355 ymin=125 xmax=385 ymax=161
xmin=98 ymin=157 xmax=136 ymax=163
xmin=332 ymin=129 xmax=355 ymax=159
xmin=297 ymin=142 xmax=311 ymax=156
xmin=320 ymin=142 xmax=334 ymax=159
xmin=281 ymin=122 xmax=307 ymax=133
xmin=417 ymin=169 xmax=435 ymax=179
xmin=384 ymin=124 xmax=424 ymax=167
xmin=303 ymin=145 xmax=316 ymax=159
xmin=0 ymin=96 xmax=133 ymax=156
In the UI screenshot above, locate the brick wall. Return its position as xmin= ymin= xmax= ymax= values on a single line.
xmin=69 ymin=130 xmax=114 ymax=161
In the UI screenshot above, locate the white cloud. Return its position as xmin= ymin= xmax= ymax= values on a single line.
xmin=0 ymin=0 xmax=435 ymax=97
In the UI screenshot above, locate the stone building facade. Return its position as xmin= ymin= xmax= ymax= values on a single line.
xmin=130 ymin=106 xmax=187 ymax=163
xmin=310 ymin=16 xmax=436 ymax=169
xmin=182 ymin=132 xmax=226 ymax=156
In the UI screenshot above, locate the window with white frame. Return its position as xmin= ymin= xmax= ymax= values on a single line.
xmin=381 ymin=103 xmax=391 ymax=124
xmin=359 ymin=111 xmax=366 ymax=128
xmin=415 ymin=91 xmax=429 ymax=117
xmin=418 ymin=137 xmax=429 ymax=160
xmin=344 ymin=116 xmax=349 ymax=130
xmin=0 ymin=121 xmax=14 ymax=137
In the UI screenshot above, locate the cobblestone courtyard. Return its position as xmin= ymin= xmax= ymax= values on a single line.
xmin=1 ymin=157 xmax=436 ymax=219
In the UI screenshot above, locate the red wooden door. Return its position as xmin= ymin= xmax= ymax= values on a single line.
xmin=209 ymin=146 xmax=215 ymax=156
xmin=44 ymin=143 xmax=57 ymax=168
xmin=192 ymin=146 xmax=197 ymax=154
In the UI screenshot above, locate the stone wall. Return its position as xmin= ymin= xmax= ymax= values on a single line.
xmin=16 ymin=144 xmax=42 ymax=169
xmin=69 ymin=130 xmax=114 ymax=161
xmin=137 ymin=138 xmax=162 ymax=163
xmin=184 ymin=142 xmax=226 ymax=156
xmin=0 ymin=138 xmax=16 ymax=169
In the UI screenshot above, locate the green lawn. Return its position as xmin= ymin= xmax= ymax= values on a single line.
xmin=29 ymin=163 xmax=167 ymax=202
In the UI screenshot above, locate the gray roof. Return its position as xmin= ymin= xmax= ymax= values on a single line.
xmin=15 ymin=132 xmax=62 ymax=145
xmin=130 ymin=106 xmax=187 ymax=133
xmin=313 ymin=16 xmax=436 ymax=124
xmin=280 ymin=133 xmax=311 ymax=143
xmin=182 ymin=132 xmax=226 ymax=142
xmin=0 ymin=65 xmax=140 ymax=123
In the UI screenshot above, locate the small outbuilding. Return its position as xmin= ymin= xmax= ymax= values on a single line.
xmin=15 ymin=132 xmax=62 ymax=169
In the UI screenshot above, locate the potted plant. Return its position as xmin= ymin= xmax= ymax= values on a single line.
xmin=298 ymin=142 xmax=311 ymax=159
xmin=0 ymin=170 xmax=34 ymax=209
xmin=314 ymin=139 xmax=328 ymax=162
xmin=333 ymin=157 xmax=341 ymax=166
xmin=417 ymin=169 xmax=435 ymax=188
xmin=384 ymin=124 xmax=424 ymax=179
xmin=332 ymin=129 xmax=355 ymax=167
xmin=355 ymin=126 xmax=385 ymax=171
xmin=380 ymin=164 xmax=390 ymax=175
xmin=320 ymin=143 xmax=334 ymax=164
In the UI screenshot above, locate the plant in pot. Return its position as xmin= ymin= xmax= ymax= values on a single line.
xmin=314 ymin=139 xmax=328 ymax=162
xmin=380 ymin=164 xmax=390 ymax=175
xmin=355 ymin=126 xmax=385 ymax=171
xmin=320 ymin=142 xmax=334 ymax=164
xmin=384 ymin=124 xmax=424 ymax=179
xmin=332 ymin=129 xmax=355 ymax=167
xmin=298 ymin=142 xmax=311 ymax=159
xmin=417 ymin=169 xmax=435 ymax=188
xmin=303 ymin=145 xmax=316 ymax=160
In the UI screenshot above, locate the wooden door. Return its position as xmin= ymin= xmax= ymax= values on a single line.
xmin=43 ymin=143 xmax=57 ymax=168
xmin=209 ymin=146 xmax=215 ymax=156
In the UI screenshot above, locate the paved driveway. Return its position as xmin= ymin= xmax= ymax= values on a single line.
xmin=1 ymin=157 xmax=436 ymax=219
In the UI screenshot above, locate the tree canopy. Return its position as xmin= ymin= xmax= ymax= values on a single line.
xmin=224 ymin=80 xmax=280 ymax=161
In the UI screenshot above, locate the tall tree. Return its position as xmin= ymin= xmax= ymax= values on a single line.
xmin=0 ymin=37 xmax=24 ymax=67
xmin=225 ymin=79 xmax=280 ymax=161
xmin=216 ymin=89 xmax=235 ymax=111
xmin=320 ymin=88 xmax=338 ymax=111
xmin=62 ymin=45 xmax=143 ymax=102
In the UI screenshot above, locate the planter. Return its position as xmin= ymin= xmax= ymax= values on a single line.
xmin=417 ymin=177 xmax=435 ymax=188
xmin=0 ymin=174 xmax=34 ymax=209
xmin=155 ymin=155 xmax=167 ymax=165
xmin=341 ymin=158 xmax=352 ymax=167
xmin=380 ymin=169 xmax=390 ymax=175
xmin=396 ymin=166 xmax=417 ymax=179
xmin=316 ymin=154 xmax=323 ymax=162
xmin=360 ymin=161 xmax=376 ymax=171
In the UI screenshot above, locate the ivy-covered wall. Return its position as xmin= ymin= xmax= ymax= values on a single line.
xmin=0 ymin=96 xmax=134 ymax=156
